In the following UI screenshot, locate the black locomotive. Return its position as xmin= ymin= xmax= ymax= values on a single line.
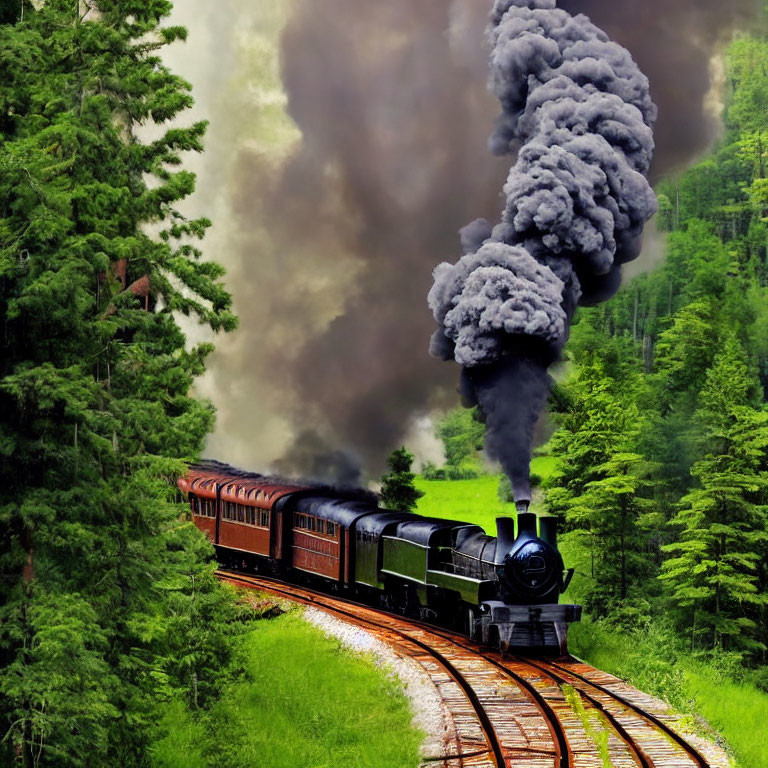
xmin=180 ymin=461 xmax=581 ymax=653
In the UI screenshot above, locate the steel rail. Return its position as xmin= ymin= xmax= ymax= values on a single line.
xmin=217 ymin=569 xmax=715 ymax=768
xmin=513 ymin=656 xmax=653 ymax=768
xmin=544 ymin=658 xmax=711 ymax=768
xmin=220 ymin=570 xmax=574 ymax=766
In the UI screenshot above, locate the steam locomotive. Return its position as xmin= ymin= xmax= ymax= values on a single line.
xmin=179 ymin=461 xmax=581 ymax=653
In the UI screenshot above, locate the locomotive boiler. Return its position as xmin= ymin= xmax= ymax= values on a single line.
xmin=179 ymin=461 xmax=581 ymax=653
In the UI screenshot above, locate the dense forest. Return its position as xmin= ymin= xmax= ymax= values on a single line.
xmin=544 ymin=36 xmax=768 ymax=665
xmin=0 ymin=1 xmax=249 ymax=765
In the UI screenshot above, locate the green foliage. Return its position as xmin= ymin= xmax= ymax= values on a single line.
xmin=0 ymin=1 xmax=241 ymax=765
xmin=380 ymin=447 xmax=424 ymax=512
xmin=545 ymin=365 xmax=659 ymax=615
xmin=660 ymin=338 xmax=768 ymax=654
xmin=436 ymin=406 xmax=485 ymax=469
xmin=150 ymin=611 xmax=423 ymax=768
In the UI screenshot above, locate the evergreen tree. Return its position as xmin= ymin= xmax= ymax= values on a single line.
xmin=569 ymin=451 xmax=656 ymax=619
xmin=660 ymin=338 xmax=768 ymax=655
xmin=546 ymin=364 xmax=655 ymax=619
xmin=380 ymin=447 xmax=423 ymax=513
xmin=546 ymin=364 xmax=633 ymax=520
xmin=436 ymin=406 xmax=485 ymax=470
xmin=0 ymin=2 xmax=242 ymax=765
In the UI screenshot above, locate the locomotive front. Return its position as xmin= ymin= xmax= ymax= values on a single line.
xmin=494 ymin=507 xmax=567 ymax=604
xmin=450 ymin=504 xmax=580 ymax=654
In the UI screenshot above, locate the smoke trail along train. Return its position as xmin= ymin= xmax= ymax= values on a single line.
xmin=429 ymin=0 xmax=658 ymax=506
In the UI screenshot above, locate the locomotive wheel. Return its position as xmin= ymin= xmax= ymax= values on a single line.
xmin=464 ymin=607 xmax=479 ymax=641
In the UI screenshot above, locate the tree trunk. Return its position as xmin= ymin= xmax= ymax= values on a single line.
xmin=620 ymin=506 xmax=627 ymax=601
xmin=633 ymin=291 xmax=639 ymax=342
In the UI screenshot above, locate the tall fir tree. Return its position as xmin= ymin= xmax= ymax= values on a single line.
xmin=546 ymin=364 xmax=655 ymax=619
xmin=0 ymin=1 xmax=242 ymax=765
xmin=660 ymin=338 xmax=768 ymax=655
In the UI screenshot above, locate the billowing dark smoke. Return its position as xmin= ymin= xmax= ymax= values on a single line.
xmin=559 ymin=0 xmax=766 ymax=177
xmin=429 ymin=0 xmax=658 ymax=503
xmin=184 ymin=0 xmax=763 ymax=484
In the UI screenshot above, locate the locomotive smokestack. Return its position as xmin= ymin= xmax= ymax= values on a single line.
xmin=539 ymin=516 xmax=558 ymax=550
xmin=495 ymin=516 xmax=516 ymax=563
xmin=515 ymin=500 xmax=530 ymax=515
xmin=516 ymin=512 xmax=538 ymax=540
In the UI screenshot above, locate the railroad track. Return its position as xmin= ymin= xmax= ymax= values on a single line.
xmin=217 ymin=570 xmax=727 ymax=768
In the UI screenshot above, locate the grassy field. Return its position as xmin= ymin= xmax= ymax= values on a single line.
xmin=414 ymin=473 xmax=513 ymax=533
xmin=414 ymin=455 xmax=557 ymax=534
xmin=151 ymin=611 xmax=422 ymax=768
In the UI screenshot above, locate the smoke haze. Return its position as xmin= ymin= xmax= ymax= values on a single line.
xmin=161 ymin=0 xmax=763 ymax=482
xmin=559 ymin=0 xmax=766 ymax=177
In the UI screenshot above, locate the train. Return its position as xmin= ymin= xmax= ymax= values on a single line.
xmin=179 ymin=461 xmax=581 ymax=653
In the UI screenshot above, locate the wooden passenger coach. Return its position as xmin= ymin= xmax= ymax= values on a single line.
xmin=180 ymin=463 xmax=308 ymax=564
xmin=179 ymin=463 xmax=379 ymax=586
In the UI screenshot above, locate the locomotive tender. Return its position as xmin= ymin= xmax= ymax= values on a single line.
xmin=179 ymin=461 xmax=581 ymax=653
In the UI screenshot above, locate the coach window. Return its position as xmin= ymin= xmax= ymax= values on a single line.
xmin=248 ymin=508 xmax=255 ymax=526
xmin=259 ymin=510 xmax=269 ymax=527
xmin=326 ymin=522 xmax=335 ymax=537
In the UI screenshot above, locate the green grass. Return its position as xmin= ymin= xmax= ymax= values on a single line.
xmin=531 ymin=454 xmax=559 ymax=482
xmin=414 ymin=474 xmax=514 ymax=534
xmin=686 ymin=671 xmax=768 ymax=768
xmin=151 ymin=611 xmax=422 ymax=768
xmin=414 ymin=456 xmax=560 ymax=534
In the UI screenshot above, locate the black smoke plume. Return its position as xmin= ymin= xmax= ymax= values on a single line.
xmin=193 ymin=0 xmax=762 ymax=483
xmin=559 ymin=0 xmax=766 ymax=177
xmin=429 ymin=0 xmax=658 ymax=503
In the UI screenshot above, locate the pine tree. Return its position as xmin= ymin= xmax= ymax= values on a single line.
xmin=436 ymin=406 xmax=485 ymax=470
xmin=0 ymin=2 xmax=241 ymax=765
xmin=380 ymin=447 xmax=424 ymax=513
xmin=660 ymin=338 xmax=768 ymax=655
xmin=546 ymin=364 xmax=633 ymax=519
xmin=546 ymin=364 xmax=655 ymax=619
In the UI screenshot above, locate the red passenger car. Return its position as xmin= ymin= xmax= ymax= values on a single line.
xmin=180 ymin=461 xmax=350 ymax=581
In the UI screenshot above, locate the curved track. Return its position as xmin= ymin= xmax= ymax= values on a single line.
xmin=217 ymin=570 xmax=721 ymax=768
